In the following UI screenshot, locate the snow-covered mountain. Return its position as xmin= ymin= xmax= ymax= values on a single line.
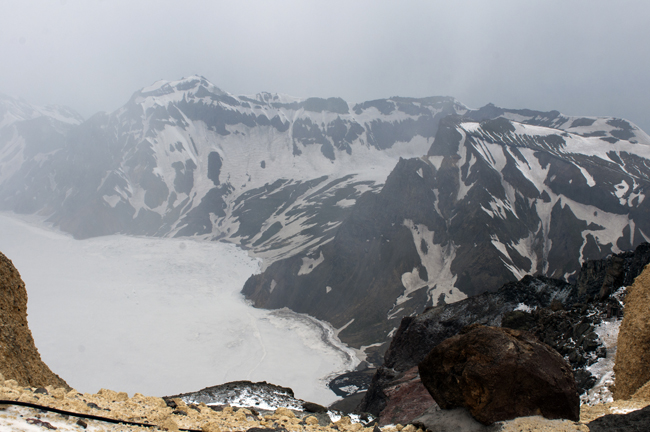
xmin=0 ymin=76 xmax=465 ymax=267
xmin=3 ymin=77 xmax=650 ymax=363
xmin=242 ymin=109 xmax=650 ymax=359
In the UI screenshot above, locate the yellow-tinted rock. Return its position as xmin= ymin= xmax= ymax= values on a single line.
xmin=202 ymin=423 xmax=221 ymax=432
xmin=614 ymin=265 xmax=650 ymax=399
xmin=0 ymin=253 xmax=70 ymax=390
xmin=336 ymin=416 xmax=352 ymax=426
xmin=97 ymin=388 xmax=118 ymax=400
xmin=159 ymin=416 xmax=180 ymax=431
xmin=52 ymin=388 xmax=65 ymax=399
xmin=116 ymin=391 xmax=129 ymax=402
xmin=275 ymin=407 xmax=296 ymax=418
xmin=305 ymin=416 xmax=319 ymax=425
xmin=4 ymin=380 xmax=19 ymax=389
xmin=632 ymin=380 xmax=650 ymax=401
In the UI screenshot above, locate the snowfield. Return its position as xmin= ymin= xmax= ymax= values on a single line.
xmin=0 ymin=212 xmax=357 ymax=405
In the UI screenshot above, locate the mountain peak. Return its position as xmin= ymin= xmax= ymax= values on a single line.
xmin=130 ymin=75 xmax=228 ymax=106
xmin=0 ymin=93 xmax=84 ymax=128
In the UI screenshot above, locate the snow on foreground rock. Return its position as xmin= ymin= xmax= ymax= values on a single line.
xmin=0 ymin=378 xmax=648 ymax=432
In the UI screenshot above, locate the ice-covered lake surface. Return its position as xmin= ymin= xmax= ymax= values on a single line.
xmin=0 ymin=212 xmax=357 ymax=405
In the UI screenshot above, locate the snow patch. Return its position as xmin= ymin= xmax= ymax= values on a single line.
xmin=335 ymin=198 xmax=356 ymax=208
xmin=401 ymin=219 xmax=467 ymax=307
xmin=514 ymin=303 xmax=534 ymax=312
xmin=298 ymin=251 xmax=324 ymax=276
xmin=578 ymin=166 xmax=596 ymax=187
xmin=581 ymin=318 xmax=622 ymax=405
xmin=102 ymin=195 xmax=121 ymax=208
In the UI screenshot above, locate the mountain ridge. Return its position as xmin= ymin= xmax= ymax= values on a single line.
xmin=3 ymin=76 xmax=650 ymax=360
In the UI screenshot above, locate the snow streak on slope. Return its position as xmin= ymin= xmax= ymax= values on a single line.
xmin=0 ymin=212 xmax=356 ymax=405
xmin=401 ymin=219 xmax=466 ymax=307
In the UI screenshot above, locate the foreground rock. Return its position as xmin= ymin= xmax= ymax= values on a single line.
xmin=357 ymin=244 xmax=650 ymax=425
xmin=0 ymin=252 xmax=69 ymax=390
xmin=588 ymin=404 xmax=650 ymax=432
xmin=0 ymin=380 xmax=392 ymax=432
xmin=614 ymin=263 xmax=650 ymax=400
xmin=418 ymin=325 xmax=579 ymax=425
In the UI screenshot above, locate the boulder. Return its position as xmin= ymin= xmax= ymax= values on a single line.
xmin=418 ymin=325 xmax=579 ymax=425
xmin=588 ymin=404 xmax=650 ymax=432
xmin=0 ymin=252 xmax=69 ymax=389
xmin=410 ymin=404 xmax=490 ymax=432
xmin=614 ymin=264 xmax=650 ymax=399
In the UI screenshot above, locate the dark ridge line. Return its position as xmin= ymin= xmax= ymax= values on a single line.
xmin=0 ymin=399 xmax=203 ymax=431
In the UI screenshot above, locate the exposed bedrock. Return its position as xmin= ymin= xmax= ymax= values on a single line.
xmin=0 ymin=252 xmax=70 ymax=390
xmin=356 ymin=243 xmax=650 ymax=425
xmin=614 ymin=263 xmax=650 ymax=400
xmin=418 ymin=325 xmax=579 ymax=425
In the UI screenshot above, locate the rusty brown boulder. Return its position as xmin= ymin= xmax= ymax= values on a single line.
xmin=418 ymin=325 xmax=579 ymax=425
xmin=0 ymin=252 xmax=69 ymax=389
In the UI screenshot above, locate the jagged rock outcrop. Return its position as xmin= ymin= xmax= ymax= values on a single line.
xmin=0 ymin=252 xmax=69 ymax=389
xmin=418 ymin=325 xmax=579 ymax=425
xmin=356 ymin=243 xmax=650 ymax=425
xmin=245 ymin=111 xmax=650 ymax=355
xmin=614 ymin=263 xmax=650 ymax=399
xmin=357 ymin=275 xmax=576 ymax=420
xmin=577 ymin=243 xmax=650 ymax=301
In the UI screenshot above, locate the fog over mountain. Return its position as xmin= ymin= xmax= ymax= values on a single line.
xmin=2 ymin=0 xmax=650 ymax=412
xmin=2 ymin=1 xmax=650 ymax=133
xmin=2 ymin=75 xmax=650 ymax=367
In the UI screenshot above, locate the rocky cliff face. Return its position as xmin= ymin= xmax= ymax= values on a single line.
xmin=613 ymin=262 xmax=650 ymax=399
xmin=244 ymin=112 xmax=650 ymax=353
xmin=356 ymin=243 xmax=650 ymax=425
xmin=0 ymin=252 xmax=69 ymax=389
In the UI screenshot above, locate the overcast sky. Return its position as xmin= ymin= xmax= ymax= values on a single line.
xmin=2 ymin=0 xmax=650 ymax=131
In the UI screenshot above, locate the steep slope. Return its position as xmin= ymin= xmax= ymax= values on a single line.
xmin=0 ymin=77 xmax=466 ymax=267
xmin=4 ymin=78 xmax=650 ymax=360
xmin=243 ymin=113 xmax=650 ymax=353
xmin=0 ymin=251 xmax=69 ymax=389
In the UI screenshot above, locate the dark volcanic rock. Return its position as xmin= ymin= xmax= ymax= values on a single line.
xmin=375 ymin=366 xmax=434 ymax=427
xmin=502 ymin=303 xmax=609 ymax=394
xmin=356 ymin=243 xmax=650 ymax=423
xmin=576 ymin=242 xmax=650 ymax=301
xmin=383 ymin=275 xmax=574 ymax=374
xmin=588 ymin=405 xmax=650 ymax=432
xmin=357 ymin=275 xmax=576 ymax=420
xmin=302 ymin=402 xmax=327 ymax=414
xmin=418 ymin=325 xmax=579 ymax=425
xmin=168 ymin=380 xmax=301 ymax=410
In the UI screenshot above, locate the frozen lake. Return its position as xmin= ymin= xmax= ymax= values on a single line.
xmin=0 ymin=212 xmax=357 ymax=404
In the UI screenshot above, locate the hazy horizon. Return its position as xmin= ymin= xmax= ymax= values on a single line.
xmin=2 ymin=0 xmax=650 ymax=132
